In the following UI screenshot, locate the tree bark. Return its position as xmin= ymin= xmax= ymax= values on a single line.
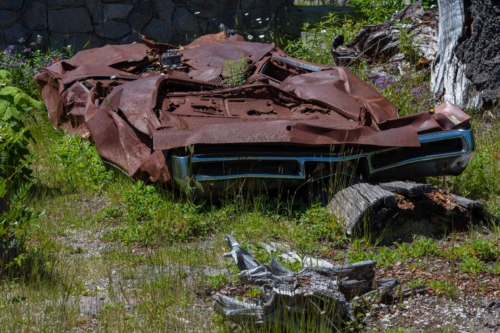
xmin=431 ymin=0 xmax=475 ymax=109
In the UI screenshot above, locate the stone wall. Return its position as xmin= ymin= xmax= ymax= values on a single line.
xmin=0 ymin=0 xmax=298 ymax=52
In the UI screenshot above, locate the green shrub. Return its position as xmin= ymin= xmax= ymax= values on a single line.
xmin=348 ymin=0 xmax=407 ymax=23
xmin=284 ymin=14 xmax=363 ymax=65
xmin=0 ymin=70 xmax=42 ymax=269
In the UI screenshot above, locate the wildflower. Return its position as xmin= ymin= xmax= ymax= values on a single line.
xmin=30 ymin=42 xmax=36 ymax=46
xmin=411 ymin=88 xmax=420 ymax=96
xmin=36 ymin=35 xmax=43 ymax=43
xmin=54 ymin=58 xmax=59 ymax=63
xmin=3 ymin=47 xmax=13 ymax=57
xmin=18 ymin=37 xmax=25 ymax=43
xmin=427 ymin=289 xmax=435 ymax=295
xmin=23 ymin=47 xmax=31 ymax=53
xmin=494 ymin=153 xmax=499 ymax=159
xmin=21 ymin=80 xmax=27 ymax=85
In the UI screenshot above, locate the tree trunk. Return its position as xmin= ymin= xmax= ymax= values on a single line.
xmin=432 ymin=0 xmax=500 ymax=111
xmin=431 ymin=0 xmax=474 ymax=109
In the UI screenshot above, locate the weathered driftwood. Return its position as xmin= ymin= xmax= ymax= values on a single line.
xmin=328 ymin=182 xmax=495 ymax=245
xmin=214 ymin=235 xmax=393 ymax=330
xmin=331 ymin=1 xmax=439 ymax=66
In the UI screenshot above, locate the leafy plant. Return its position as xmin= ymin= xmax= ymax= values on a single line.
xmin=1 ymin=36 xmax=72 ymax=97
xmin=421 ymin=0 xmax=438 ymax=10
xmin=206 ymin=273 xmax=229 ymax=290
xmin=222 ymin=57 xmax=251 ymax=87
xmin=348 ymin=0 xmax=407 ymax=24
xmin=0 ymin=70 xmax=42 ymax=269
xmin=285 ymin=14 xmax=363 ymax=65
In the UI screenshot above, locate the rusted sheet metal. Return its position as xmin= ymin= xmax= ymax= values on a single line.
xmin=34 ymin=32 xmax=472 ymax=183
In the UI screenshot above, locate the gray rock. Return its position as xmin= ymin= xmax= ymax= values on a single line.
xmin=197 ymin=17 xmax=207 ymax=33
xmin=47 ymin=0 xmax=84 ymax=8
xmin=21 ymin=0 xmax=48 ymax=30
xmin=49 ymin=32 xmax=66 ymax=50
xmin=4 ymin=24 xmax=31 ymax=44
xmin=28 ymin=31 xmax=49 ymax=49
xmin=120 ymin=31 xmax=144 ymax=44
xmin=241 ymin=0 xmax=266 ymax=10
xmin=173 ymin=7 xmax=200 ymax=39
xmin=213 ymin=9 xmax=244 ymax=30
xmin=94 ymin=20 xmax=131 ymax=40
xmin=275 ymin=4 xmax=300 ymax=37
xmin=0 ymin=31 xmax=6 ymax=50
xmin=103 ymin=3 xmax=132 ymax=21
xmin=69 ymin=33 xmax=102 ymax=50
xmin=84 ymin=0 xmax=103 ymax=24
xmin=0 ymin=0 xmax=23 ymax=10
xmin=264 ymin=0 xmax=288 ymax=13
xmin=243 ymin=6 xmax=271 ymax=29
xmin=80 ymin=295 xmax=105 ymax=317
xmin=0 ymin=10 xmax=17 ymax=29
xmin=128 ymin=0 xmax=152 ymax=31
xmin=187 ymin=4 xmax=224 ymax=19
xmin=151 ymin=0 xmax=174 ymax=21
xmin=51 ymin=33 xmax=101 ymax=50
xmin=48 ymin=8 xmax=92 ymax=33
xmin=141 ymin=18 xmax=174 ymax=43
xmin=100 ymin=38 xmax=118 ymax=45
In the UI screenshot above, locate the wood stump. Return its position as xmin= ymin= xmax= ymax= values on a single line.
xmin=328 ymin=181 xmax=495 ymax=245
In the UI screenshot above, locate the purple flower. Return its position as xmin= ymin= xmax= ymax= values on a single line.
xmin=21 ymin=80 xmax=27 ymax=85
xmin=10 ymin=61 xmax=19 ymax=68
xmin=23 ymin=47 xmax=31 ymax=53
xmin=3 ymin=49 xmax=13 ymax=57
xmin=18 ymin=37 xmax=25 ymax=43
xmin=411 ymin=88 xmax=420 ymax=96
xmin=36 ymin=36 xmax=43 ymax=44
xmin=30 ymin=42 xmax=36 ymax=46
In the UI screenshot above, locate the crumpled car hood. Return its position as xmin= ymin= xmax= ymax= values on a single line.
xmin=34 ymin=32 xmax=471 ymax=183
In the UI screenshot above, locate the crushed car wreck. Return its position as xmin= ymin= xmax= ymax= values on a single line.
xmin=34 ymin=32 xmax=475 ymax=197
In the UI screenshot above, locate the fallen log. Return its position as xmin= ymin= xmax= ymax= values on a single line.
xmin=328 ymin=181 xmax=496 ymax=245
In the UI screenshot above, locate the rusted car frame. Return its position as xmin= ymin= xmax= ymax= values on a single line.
xmin=34 ymin=32 xmax=475 ymax=197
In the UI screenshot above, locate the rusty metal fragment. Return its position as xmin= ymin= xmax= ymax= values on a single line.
xmin=34 ymin=32 xmax=474 ymax=192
